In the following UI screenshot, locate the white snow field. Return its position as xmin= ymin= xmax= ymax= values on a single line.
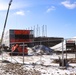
xmin=0 ymin=51 xmax=76 ymax=75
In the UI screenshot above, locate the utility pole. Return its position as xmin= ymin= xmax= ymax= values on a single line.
xmin=0 ymin=0 xmax=12 ymax=45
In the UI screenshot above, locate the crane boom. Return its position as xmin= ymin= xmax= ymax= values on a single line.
xmin=0 ymin=0 xmax=12 ymax=45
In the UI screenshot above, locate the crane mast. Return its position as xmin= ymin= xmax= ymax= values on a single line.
xmin=0 ymin=0 xmax=12 ymax=45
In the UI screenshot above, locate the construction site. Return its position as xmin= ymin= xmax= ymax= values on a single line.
xmin=0 ymin=0 xmax=76 ymax=75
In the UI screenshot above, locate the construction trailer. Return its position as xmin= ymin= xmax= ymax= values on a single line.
xmin=2 ymin=29 xmax=34 ymax=54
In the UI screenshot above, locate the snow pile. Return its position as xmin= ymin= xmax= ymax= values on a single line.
xmin=27 ymin=47 xmax=35 ymax=55
xmin=51 ymin=41 xmax=66 ymax=51
xmin=32 ymin=45 xmax=53 ymax=55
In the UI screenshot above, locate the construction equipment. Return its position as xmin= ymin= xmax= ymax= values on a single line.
xmin=10 ymin=43 xmax=28 ymax=55
xmin=0 ymin=0 xmax=12 ymax=47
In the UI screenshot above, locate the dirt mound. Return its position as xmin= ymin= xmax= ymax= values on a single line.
xmin=1 ymin=63 xmax=41 ymax=75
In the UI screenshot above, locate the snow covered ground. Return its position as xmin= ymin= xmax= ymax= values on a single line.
xmin=0 ymin=52 xmax=76 ymax=75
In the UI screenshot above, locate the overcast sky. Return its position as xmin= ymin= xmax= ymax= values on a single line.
xmin=0 ymin=0 xmax=76 ymax=38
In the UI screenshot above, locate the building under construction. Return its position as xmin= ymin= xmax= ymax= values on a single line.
xmin=2 ymin=29 xmax=34 ymax=48
xmin=34 ymin=37 xmax=63 ymax=47
xmin=2 ymin=29 xmax=63 ymax=48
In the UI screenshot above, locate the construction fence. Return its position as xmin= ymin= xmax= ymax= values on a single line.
xmin=0 ymin=38 xmax=76 ymax=74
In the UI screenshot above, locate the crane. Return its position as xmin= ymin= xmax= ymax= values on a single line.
xmin=0 ymin=0 xmax=12 ymax=46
